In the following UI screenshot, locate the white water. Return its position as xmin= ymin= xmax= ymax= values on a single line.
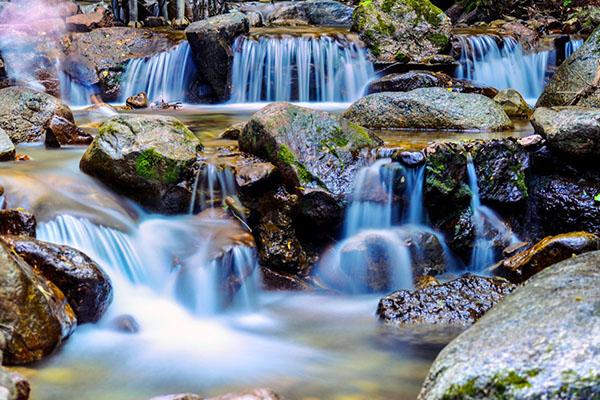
xmin=119 ymin=41 xmax=197 ymax=103
xmin=59 ymin=70 xmax=99 ymax=107
xmin=189 ymin=163 xmax=239 ymax=213
xmin=565 ymin=38 xmax=584 ymax=59
xmin=230 ymin=34 xmax=374 ymax=103
xmin=455 ymin=35 xmax=554 ymax=103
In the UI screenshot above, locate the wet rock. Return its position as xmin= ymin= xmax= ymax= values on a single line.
xmin=492 ymin=231 xmax=600 ymax=283
xmin=531 ymin=107 xmax=600 ymax=158
xmin=0 ymin=209 xmax=36 ymax=237
xmin=207 ymin=388 xmax=284 ymax=400
xmin=186 ymin=12 xmax=249 ymax=101
xmin=0 ymin=128 xmax=15 ymax=161
xmin=450 ymin=80 xmax=499 ymax=98
xmin=393 ymin=151 xmax=425 ymax=167
xmin=46 ymin=115 xmax=93 ymax=147
xmin=343 ymin=88 xmax=513 ymax=131
xmin=66 ymin=7 xmax=113 ymax=32
xmin=537 ymin=26 xmax=600 ymax=107
xmin=378 ymin=274 xmax=515 ymax=326
xmin=218 ymin=122 xmax=246 ymax=140
xmin=366 ymin=71 xmax=444 ymax=94
xmin=517 ymin=134 xmax=544 ymax=150
xmin=415 ymin=275 xmax=440 ymax=290
xmin=1 ymin=236 xmax=113 ymax=323
xmin=261 ymin=267 xmax=311 ymax=291
xmin=126 ymin=92 xmax=149 ymax=109
xmin=111 ymin=314 xmax=140 ymax=334
xmin=263 ymin=0 xmax=352 ymax=27
xmin=0 ymin=86 xmax=78 ymax=144
xmin=493 ymin=89 xmax=532 ymax=118
xmin=296 ymin=188 xmax=343 ymax=231
xmin=0 ymin=367 xmax=30 ymax=400
xmin=352 ymin=0 xmax=451 ymax=63
xmin=418 ymin=251 xmax=600 ymax=400
xmin=0 ymin=242 xmax=76 ymax=365
xmin=80 ymin=115 xmax=201 ymax=214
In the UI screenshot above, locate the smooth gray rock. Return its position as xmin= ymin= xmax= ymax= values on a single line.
xmin=0 ymin=128 xmax=15 ymax=161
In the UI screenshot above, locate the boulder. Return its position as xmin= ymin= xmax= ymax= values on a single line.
xmin=343 ymin=88 xmax=513 ymax=131
xmin=537 ymin=27 xmax=600 ymax=107
xmin=218 ymin=122 xmax=246 ymax=140
xmin=264 ymin=0 xmax=352 ymax=27
xmin=186 ymin=12 xmax=250 ymax=101
xmin=0 ymin=209 xmax=36 ymax=237
xmin=378 ymin=274 xmax=515 ymax=326
xmin=240 ymin=102 xmax=382 ymax=197
xmin=0 ymin=242 xmax=76 ymax=365
xmin=65 ymin=8 xmax=113 ymax=32
xmin=531 ymin=107 xmax=600 ymax=158
xmin=126 ymin=92 xmax=149 ymax=109
xmin=0 ymin=368 xmax=30 ymax=400
xmin=1 ymin=236 xmax=113 ymax=323
xmin=46 ymin=115 xmax=93 ymax=147
xmin=80 ymin=115 xmax=201 ymax=214
xmin=0 ymin=87 xmax=82 ymax=145
xmin=493 ymin=89 xmax=532 ymax=118
xmin=366 ymin=71 xmax=444 ymax=94
xmin=418 ymin=251 xmax=600 ymax=399
xmin=352 ymin=0 xmax=452 ymax=62
xmin=492 ymin=231 xmax=600 ymax=283
xmin=0 ymin=128 xmax=15 ymax=161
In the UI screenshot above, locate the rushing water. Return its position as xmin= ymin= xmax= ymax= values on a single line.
xmin=59 ymin=70 xmax=99 ymax=107
xmin=230 ymin=33 xmax=374 ymax=103
xmin=565 ymin=38 xmax=584 ymax=59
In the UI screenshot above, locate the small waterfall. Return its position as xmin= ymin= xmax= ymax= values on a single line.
xmin=404 ymin=165 xmax=425 ymax=225
xmin=59 ymin=70 xmax=98 ymax=107
xmin=119 ymin=42 xmax=197 ymax=103
xmin=230 ymin=33 xmax=374 ymax=103
xmin=189 ymin=163 xmax=239 ymax=213
xmin=565 ymin=38 xmax=584 ymax=59
xmin=455 ymin=35 xmax=554 ymax=103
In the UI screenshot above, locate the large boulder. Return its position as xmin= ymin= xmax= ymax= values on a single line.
xmin=418 ymin=251 xmax=600 ymax=399
xmin=531 ymin=107 xmax=600 ymax=158
xmin=351 ymin=0 xmax=451 ymax=63
xmin=378 ymin=275 xmax=515 ymax=326
xmin=80 ymin=115 xmax=202 ymax=214
xmin=240 ymin=102 xmax=382 ymax=197
xmin=537 ymin=27 xmax=600 ymax=107
xmin=343 ymin=88 xmax=513 ymax=131
xmin=186 ymin=12 xmax=249 ymax=101
xmin=0 ymin=86 xmax=89 ymax=145
xmin=1 ymin=236 xmax=113 ymax=323
xmin=0 ymin=242 xmax=76 ymax=365
xmin=492 ymin=231 xmax=600 ymax=283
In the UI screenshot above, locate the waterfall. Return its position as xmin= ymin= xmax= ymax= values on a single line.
xmin=119 ymin=41 xmax=197 ymax=103
xmin=230 ymin=34 xmax=374 ymax=103
xmin=455 ymin=35 xmax=554 ymax=103
xmin=565 ymin=38 xmax=584 ymax=59
xmin=59 ymin=70 xmax=98 ymax=107
xmin=404 ymin=165 xmax=425 ymax=225
xmin=189 ymin=163 xmax=239 ymax=214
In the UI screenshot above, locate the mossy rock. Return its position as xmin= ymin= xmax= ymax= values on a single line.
xmin=352 ymin=0 xmax=452 ymax=62
xmin=80 ymin=115 xmax=201 ymax=214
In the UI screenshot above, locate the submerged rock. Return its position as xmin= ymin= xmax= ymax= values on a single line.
xmin=0 ymin=87 xmax=83 ymax=145
xmin=537 ymin=26 xmax=600 ymax=107
xmin=0 ymin=209 xmax=36 ymax=237
xmin=186 ymin=12 xmax=249 ymax=101
xmin=418 ymin=251 xmax=600 ymax=399
xmin=240 ymin=102 xmax=382 ymax=197
xmin=352 ymin=0 xmax=451 ymax=63
xmin=0 ymin=367 xmax=30 ymax=400
xmin=492 ymin=231 xmax=600 ymax=283
xmin=126 ymin=92 xmax=149 ymax=109
xmin=493 ymin=89 xmax=532 ymax=118
xmin=0 ymin=242 xmax=76 ymax=365
xmin=378 ymin=274 xmax=515 ymax=326
xmin=80 ymin=115 xmax=201 ymax=214
xmin=531 ymin=107 xmax=600 ymax=158
xmin=1 ymin=236 xmax=113 ymax=323
xmin=343 ymin=88 xmax=513 ymax=131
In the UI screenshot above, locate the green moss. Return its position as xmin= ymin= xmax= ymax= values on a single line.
xmin=394 ymin=51 xmax=410 ymax=63
xmin=135 ymin=149 xmax=181 ymax=184
xmin=442 ymin=370 xmax=539 ymax=399
xmin=277 ymin=144 xmax=314 ymax=186
xmin=443 ymin=378 xmax=479 ymax=399
xmin=427 ymin=33 xmax=450 ymax=51
xmin=404 ymin=0 xmax=444 ymax=26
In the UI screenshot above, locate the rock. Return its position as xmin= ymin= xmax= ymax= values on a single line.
xmin=0 ymin=242 xmax=76 ymax=365
xmin=111 ymin=314 xmax=140 ymax=334
xmin=418 ymin=251 xmax=600 ymax=399
xmin=186 ymin=12 xmax=249 ymax=101
xmin=264 ymin=0 xmax=353 ymax=27
xmin=46 ymin=115 xmax=93 ymax=147
xmin=537 ymin=27 xmax=600 ymax=107
xmin=0 ymin=368 xmax=30 ymax=400
xmin=352 ymin=0 xmax=451 ymax=63
xmin=492 ymin=231 xmax=600 ymax=283
xmin=218 ymin=122 xmax=245 ymax=140
xmin=517 ymin=134 xmax=543 ymax=150
xmin=296 ymin=188 xmax=343 ymax=230
xmin=1 ymin=236 xmax=113 ymax=323
xmin=0 ymin=86 xmax=79 ymax=144
xmin=366 ymin=71 xmax=444 ymax=94
xmin=126 ymin=92 xmax=149 ymax=109
xmin=531 ymin=107 xmax=600 ymax=158
xmin=0 ymin=210 xmax=36 ymax=237
xmin=66 ymin=8 xmax=113 ymax=32
xmin=343 ymin=88 xmax=513 ymax=131
xmin=207 ymin=388 xmax=284 ymax=400
xmin=80 ymin=115 xmax=201 ymax=214
xmin=240 ymin=102 xmax=382 ymax=197
xmin=148 ymin=395 xmax=202 ymax=400
xmin=144 ymin=16 xmax=169 ymax=27
xmin=378 ymin=274 xmax=515 ymax=326
xmin=261 ymin=267 xmax=311 ymax=291
xmin=393 ymin=150 xmax=425 ymax=167
xmin=493 ymin=89 xmax=532 ymax=118
xmin=0 ymin=128 xmax=15 ymax=161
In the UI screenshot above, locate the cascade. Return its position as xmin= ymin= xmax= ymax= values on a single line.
xmin=455 ymin=35 xmax=554 ymax=103
xmin=59 ymin=70 xmax=98 ymax=107
xmin=119 ymin=41 xmax=197 ymax=103
xmin=230 ymin=33 xmax=374 ymax=103
xmin=189 ymin=163 xmax=239 ymax=214
xmin=565 ymin=38 xmax=584 ymax=59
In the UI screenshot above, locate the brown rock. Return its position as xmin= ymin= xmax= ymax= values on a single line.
xmin=126 ymin=92 xmax=149 ymax=109
xmin=0 ymin=209 xmax=36 ymax=237
xmin=46 ymin=115 xmax=93 ymax=147
xmin=66 ymin=9 xmax=113 ymax=32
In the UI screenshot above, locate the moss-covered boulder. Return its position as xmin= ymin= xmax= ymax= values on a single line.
xmin=80 ymin=115 xmax=201 ymax=214
xmin=239 ymin=102 xmax=382 ymax=197
xmin=343 ymin=88 xmax=513 ymax=131
xmin=351 ymin=0 xmax=452 ymax=63
xmin=537 ymin=27 xmax=600 ymax=107
xmin=418 ymin=251 xmax=600 ymax=399
xmin=0 ymin=242 xmax=76 ymax=365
